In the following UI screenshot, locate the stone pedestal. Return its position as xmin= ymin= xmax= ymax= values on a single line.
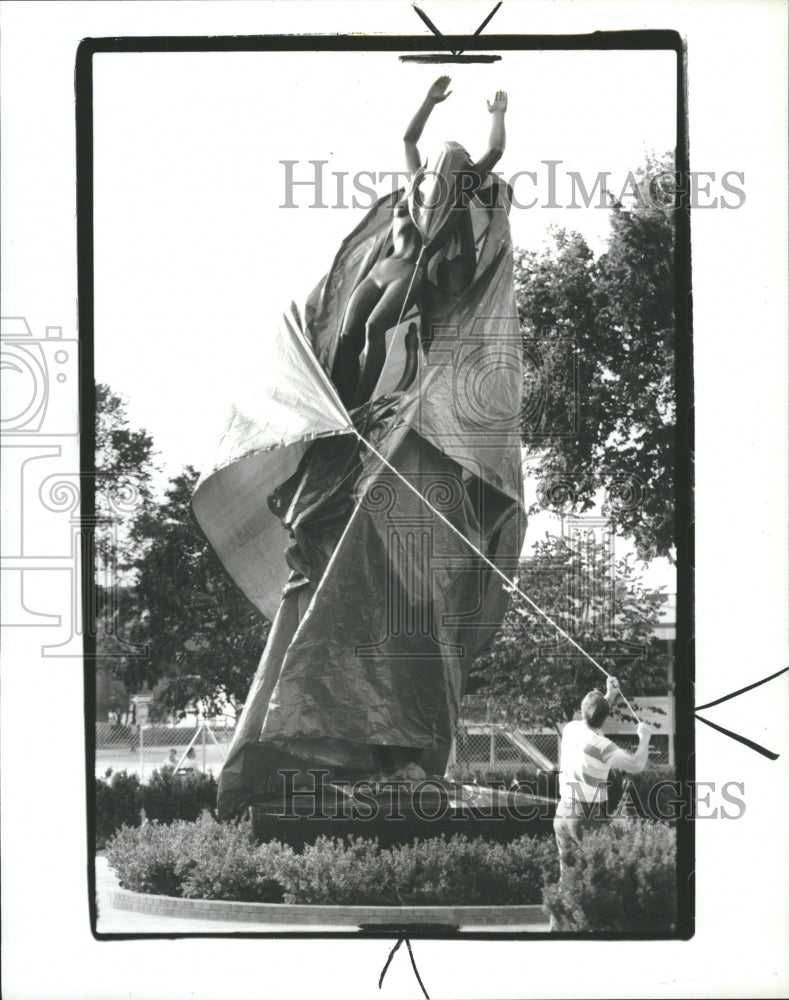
xmin=250 ymin=774 xmax=556 ymax=849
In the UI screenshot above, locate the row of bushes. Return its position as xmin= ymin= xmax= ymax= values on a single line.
xmin=106 ymin=821 xmax=558 ymax=905
xmin=104 ymin=818 xmax=677 ymax=930
xmin=95 ymin=768 xmax=218 ymax=848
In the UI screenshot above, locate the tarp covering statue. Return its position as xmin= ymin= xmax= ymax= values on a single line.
xmin=192 ymin=78 xmax=527 ymax=818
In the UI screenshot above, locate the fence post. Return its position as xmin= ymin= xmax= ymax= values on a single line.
xmin=202 ymin=722 xmax=207 ymax=772
xmin=131 ymin=694 xmax=153 ymax=781
xmin=489 ymin=730 xmax=496 ymax=767
xmin=668 ymin=697 xmax=675 ymax=768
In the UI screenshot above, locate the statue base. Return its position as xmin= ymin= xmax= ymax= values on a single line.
xmin=249 ymin=774 xmax=556 ymax=850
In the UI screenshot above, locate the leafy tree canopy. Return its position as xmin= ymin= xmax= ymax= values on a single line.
xmin=468 ymin=534 xmax=669 ymax=731
xmin=94 ymin=384 xmax=158 ymax=699
xmin=132 ymin=467 xmax=270 ymax=720
xmin=516 ymin=154 xmax=676 ymax=560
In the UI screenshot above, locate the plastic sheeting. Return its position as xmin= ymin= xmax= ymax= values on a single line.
xmin=193 ymin=175 xmax=526 ymax=818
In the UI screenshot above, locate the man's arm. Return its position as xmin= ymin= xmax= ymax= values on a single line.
xmin=472 ymin=90 xmax=507 ymax=175
xmin=403 ymin=76 xmax=452 ymax=174
xmin=607 ymin=722 xmax=653 ymax=774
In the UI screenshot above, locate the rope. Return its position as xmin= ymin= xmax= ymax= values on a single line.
xmin=303 ymin=230 xmax=641 ymax=726
xmin=393 ymin=246 xmax=427 ymax=333
xmin=354 ymin=431 xmax=642 ymax=725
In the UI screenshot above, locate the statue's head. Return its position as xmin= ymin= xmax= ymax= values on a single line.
xmin=420 ymin=142 xmax=475 ymax=204
xmin=423 ymin=140 xmax=473 ymax=175
xmin=408 ymin=141 xmax=476 ymax=246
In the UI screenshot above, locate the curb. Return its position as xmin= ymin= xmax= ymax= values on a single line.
xmin=109 ymin=887 xmax=549 ymax=928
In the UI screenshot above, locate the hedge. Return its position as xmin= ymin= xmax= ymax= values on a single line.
xmin=95 ymin=768 xmax=218 ymax=848
xmin=105 ymin=821 xmax=559 ymax=906
xmin=105 ymin=817 xmax=678 ymax=927
xmin=542 ymin=819 xmax=677 ymax=932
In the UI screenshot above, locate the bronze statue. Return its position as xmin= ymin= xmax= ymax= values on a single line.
xmin=193 ymin=78 xmax=525 ymax=817
xmin=331 ymin=77 xmax=509 ymax=407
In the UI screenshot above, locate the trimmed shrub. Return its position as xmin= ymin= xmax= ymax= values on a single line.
xmin=543 ymin=819 xmax=677 ymax=932
xmin=106 ymin=818 xmax=291 ymax=901
xmin=391 ymin=834 xmax=557 ymax=906
xmin=106 ymin=821 xmax=191 ymax=896
xmin=104 ymin=823 xmax=560 ymax=906
xmin=276 ymin=834 xmax=558 ymax=906
xmin=178 ymin=823 xmax=290 ymax=903
xmin=504 ymin=835 xmax=560 ymax=901
xmin=95 ymin=769 xmax=142 ymax=849
xmin=276 ymin=837 xmax=393 ymax=905
xmin=141 ymin=768 xmax=218 ymax=825
xmin=95 ymin=767 xmax=219 ymax=848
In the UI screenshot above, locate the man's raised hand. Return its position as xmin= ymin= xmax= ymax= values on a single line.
xmin=427 ymin=76 xmax=452 ymax=103
xmin=487 ymin=90 xmax=508 ymax=114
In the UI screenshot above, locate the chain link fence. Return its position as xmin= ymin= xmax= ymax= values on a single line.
xmin=454 ymin=694 xmax=673 ymax=775
xmin=451 ymin=724 xmax=671 ymax=779
xmin=96 ymin=714 xmax=671 ymax=783
xmin=95 ymin=722 xmax=234 ymax=781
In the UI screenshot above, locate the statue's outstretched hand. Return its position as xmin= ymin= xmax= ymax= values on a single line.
xmin=487 ymin=90 xmax=508 ymax=113
xmin=427 ymin=76 xmax=452 ymax=103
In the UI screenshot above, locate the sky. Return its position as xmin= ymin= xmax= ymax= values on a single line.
xmin=92 ymin=47 xmax=677 ymax=589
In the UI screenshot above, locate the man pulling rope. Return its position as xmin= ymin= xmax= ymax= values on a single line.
xmin=553 ymin=676 xmax=654 ymax=873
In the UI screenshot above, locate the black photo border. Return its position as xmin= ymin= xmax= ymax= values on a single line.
xmin=77 ymin=30 xmax=694 ymax=943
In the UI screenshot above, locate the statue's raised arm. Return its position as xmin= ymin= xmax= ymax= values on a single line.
xmin=403 ymin=76 xmax=452 ymax=173
xmin=472 ymin=89 xmax=508 ymax=175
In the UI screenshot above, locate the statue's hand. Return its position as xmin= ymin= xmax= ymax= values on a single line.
xmin=427 ymin=75 xmax=452 ymax=103
xmin=487 ymin=90 xmax=508 ymax=113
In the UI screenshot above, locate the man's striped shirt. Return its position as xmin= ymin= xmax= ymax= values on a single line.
xmin=555 ymin=720 xmax=630 ymax=817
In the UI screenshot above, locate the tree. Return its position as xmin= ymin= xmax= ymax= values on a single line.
xmin=132 ymin=467 xmax=270 ymax=720
xmin=94 ymin=382 xmax=157 ymax=570
xmin=515 ymin=154 xmax=676 ymax=559
xmin=94 ymin=384 xmax=158 ymax=706
xmin=467 ymin=534 xmax=669 ymax=732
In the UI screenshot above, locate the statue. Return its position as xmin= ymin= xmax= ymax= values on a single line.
xmin=331 ymin=77 xmax=509 ymax=407
xmin=192 ymin=79 xmax=526 ymax=818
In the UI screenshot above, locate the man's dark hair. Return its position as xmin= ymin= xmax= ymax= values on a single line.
xmin=581 ymin=690 xmax=610 ymax=729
